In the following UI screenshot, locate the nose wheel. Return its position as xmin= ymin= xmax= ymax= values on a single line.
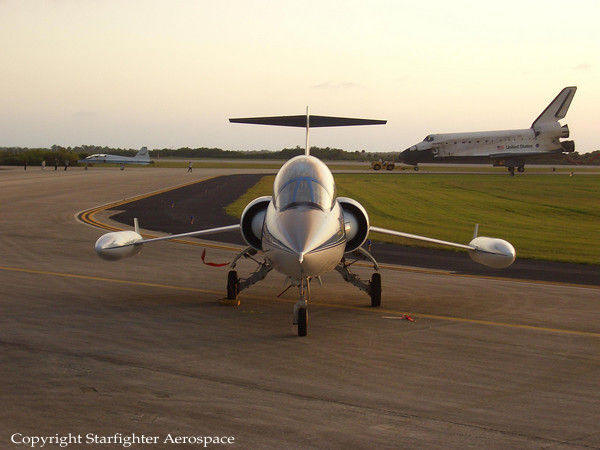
xmin=297 ymin=307 xmax=308 ymax=336
xmin=293 ymin=278 xmax=310 ymax=336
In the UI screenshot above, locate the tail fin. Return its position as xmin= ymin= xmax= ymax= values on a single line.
xmin=134 ymin=146 xmax=150 ymax=160
xmin=532 ymin=86 xmax=576 ymax=129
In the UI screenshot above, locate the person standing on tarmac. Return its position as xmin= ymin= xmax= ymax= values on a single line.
xmin=64 ymin=160 xmax=69 ymax=171
xmin=41 ymin=160 xmax=46 ymax=170
xmin=187 ymin=161 xmax=193 ymax=173
xmin=24 ymin=161 xmax=27 ymax=171
xmin=54 ymin=160 xmax=58 ymax=171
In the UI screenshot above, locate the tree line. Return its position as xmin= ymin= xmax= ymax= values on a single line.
xmin=0 ymin=145 xmax=598 ymax=166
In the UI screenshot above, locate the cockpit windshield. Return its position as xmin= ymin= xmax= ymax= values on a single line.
xmin=273 ymin=156 xmax=335 ymax=211
xmin=424 ymin=135 xmax=434 ymax=142
xmin=276 ymin=177 xmax=332 ymax=211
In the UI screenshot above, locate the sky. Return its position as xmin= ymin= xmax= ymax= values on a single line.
xmin=0 ymin=0 xmax=598 ymax=152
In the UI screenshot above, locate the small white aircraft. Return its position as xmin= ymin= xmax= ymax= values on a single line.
xmin=401 ymin=87 xmax=577 ymax=175
xmin=80 ymin=147 xmax=151 ymax=165
xmin=94 ymin=110 xmax=516 ymax=336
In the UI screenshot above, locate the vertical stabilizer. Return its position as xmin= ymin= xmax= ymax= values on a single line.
xmin=532 ymin=87 xmax=576 ymax=129
xmin=134 ymin=146 xmax=150 ymax=161
xmin=305 ymin=106 xmax=310 ymax=156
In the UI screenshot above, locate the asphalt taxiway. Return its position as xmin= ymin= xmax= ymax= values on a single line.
xmin=1 ymin=166 xmax=599 ymax=448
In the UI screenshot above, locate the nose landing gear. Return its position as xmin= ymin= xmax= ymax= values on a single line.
xmin=293 ymin=278 xmax=310 ymax=336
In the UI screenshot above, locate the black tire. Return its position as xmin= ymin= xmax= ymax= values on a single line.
xmin=370 ymin=273 xmax=381 ymax=307
xmin=386 ymin=163 xmax=395 ymax=171
xmin=373 ymin=163 xmax=381 ymax=171
xmin=227 ymin=270 xmax=239 ymax=300
xmin=297 ymin=308 xmax=307 ymax=336
xmin=414 ymin=166 xmax=419 ymax=171
xmin=517 ymin=165 xmax=525 ymax=173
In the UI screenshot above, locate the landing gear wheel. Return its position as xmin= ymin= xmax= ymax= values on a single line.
xmin=297 ymin=308 xmax=307 ymax=336
xmin=414 ymin=166 xmax=419 ymax=171
xmin=517 ymin=165 xmax=525 ymax=173
xmin=369 ymin=273 xmax=381 ymax=307
xmin=227 ymin=270 xmax=239 ymax=300
xmin=373 ymin=163 xmax=381 ymax=171
xmin=386 ymin=163 xmax=395 ymax=171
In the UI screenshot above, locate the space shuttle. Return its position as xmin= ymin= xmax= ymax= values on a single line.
xmin=400 ymin=87 xmax=577 ymax=174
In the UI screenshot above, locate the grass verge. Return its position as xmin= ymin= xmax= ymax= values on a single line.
xmin=226 ymin=173 xmax=600 ymax=265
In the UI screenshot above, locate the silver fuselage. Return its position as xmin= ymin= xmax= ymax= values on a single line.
xmin=261 ymin=155 xmax=346 ymax=279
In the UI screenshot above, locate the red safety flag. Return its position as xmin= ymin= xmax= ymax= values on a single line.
xmin=201 ymin=249 xmax=229 ymax=267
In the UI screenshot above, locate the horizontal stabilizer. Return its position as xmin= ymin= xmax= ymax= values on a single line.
xmin=229 ymin=115 xmax=386 ymax=128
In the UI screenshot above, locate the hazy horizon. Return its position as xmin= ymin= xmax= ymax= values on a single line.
xmin=1 ymin=0 xmax=598 ymax=152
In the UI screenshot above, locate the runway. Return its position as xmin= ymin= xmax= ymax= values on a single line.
xmin=2 ymin=166 xmax=600 ymax=448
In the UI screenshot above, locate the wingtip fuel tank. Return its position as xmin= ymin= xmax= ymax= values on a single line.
xmin=94 ymin=231 xmax=143 ymax=260
xmin=468 ymin=236 xmax=516 ymax=269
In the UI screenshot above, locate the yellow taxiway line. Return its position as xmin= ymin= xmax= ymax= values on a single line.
xmin=2 ymin=265 xmax=600 ymax=339
xmin=76 ymin=175 xmax=599 ymax=291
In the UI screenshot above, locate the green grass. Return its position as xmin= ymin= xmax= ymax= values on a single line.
xmin=226 ymin=174 xmax=600 ymax=265
xmin=91 ymin=159 xmax=600 ymax=173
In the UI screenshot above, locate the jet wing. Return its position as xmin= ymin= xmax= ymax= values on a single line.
xmin=369 ymin=226 xmax=474 ymax=251
xmin=369 ymin=226 xmax=516 ymax=268
xmin=95 ymin=224 xmax=240 ymax=260
xmin=130 ymin=224 xmax=240 ymax=246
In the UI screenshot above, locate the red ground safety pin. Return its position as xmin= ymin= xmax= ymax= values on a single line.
xmin=402 ymin=314 xmax=415 ymax=322
xmin=201 ymin=249 xmax=229 ymax=267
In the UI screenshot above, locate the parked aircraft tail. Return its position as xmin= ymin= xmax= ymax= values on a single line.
xmin=531 ymin=86 xmax=576 ymax=130
xmin=134 ymin=146 xmax=150 ymax=161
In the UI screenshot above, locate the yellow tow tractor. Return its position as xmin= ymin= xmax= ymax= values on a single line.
xmin=370 ymin=159 xmax=395 ymax=171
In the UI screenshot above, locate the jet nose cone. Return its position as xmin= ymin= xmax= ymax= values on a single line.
xmin=298 ymin=251 xmax=305 ymax=263
xmin=264 ymin=205 xmax=346 ymax=278
xmin=279 ymin=209 xmax=331 ymax=256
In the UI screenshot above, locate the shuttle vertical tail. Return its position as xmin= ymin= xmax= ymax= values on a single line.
xmin=134 ymin=146 xmax=150 ymax=161
xmin=531 ymin=86 xmax=576 ymax=129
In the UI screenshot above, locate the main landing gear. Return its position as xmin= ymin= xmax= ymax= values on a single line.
xmin=335 ymin=247 xmax=382 ymax=308
xmin=226 ymin=247 xmax=272 ymax=304
xmin=507 ymin=165 xmax=525 ymax=176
